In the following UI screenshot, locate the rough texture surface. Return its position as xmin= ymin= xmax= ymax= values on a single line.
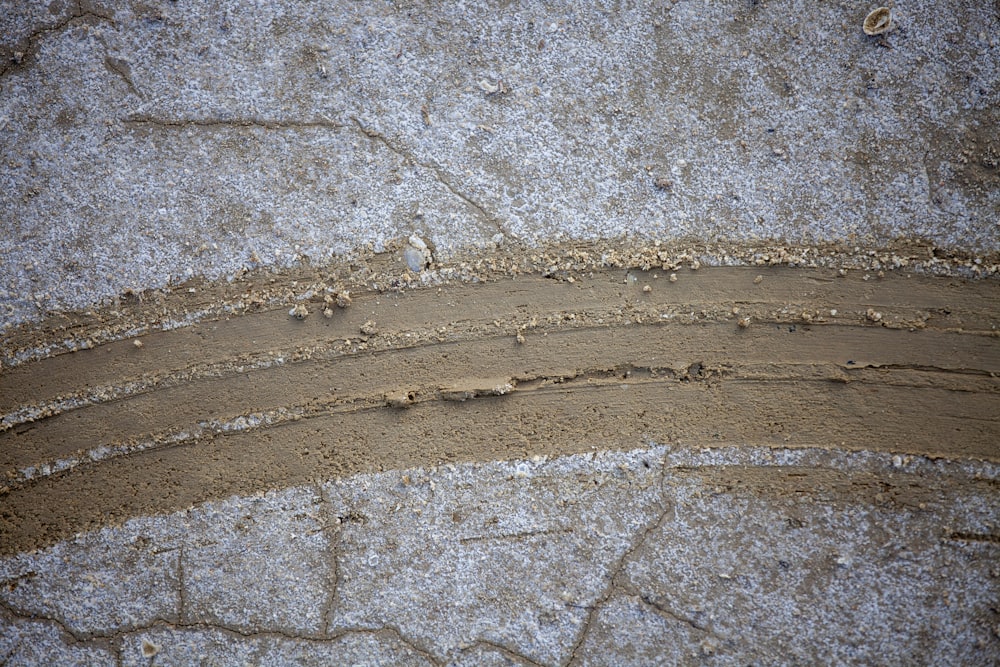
xmin=2 ymin=1 xmax=999 ymax=664
xmin=1 ymin=0 xmax=999 ymax=331
xmin=2 ymin=266 xmax=999 ymax=556
xmin=2 ymin=447 xmax=999 ymax=665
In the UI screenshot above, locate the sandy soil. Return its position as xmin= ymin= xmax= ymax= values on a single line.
xmin=2 ymin=241 xmax=997 ymax=555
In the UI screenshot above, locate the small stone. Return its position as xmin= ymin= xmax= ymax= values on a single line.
xmin=133 ymin=339 xmax=143 ymax=348
xmin=863 ymin=7 xmax=893 ymax=36
xmin=141 ymin=640 xmax=160 ymax=657
xmin=386 ymin=392 xmax=413 ymax=408
xmin=289 ymin=304 xmax=309 ymax=320
xmin=753 ymin=275 xmax=763 ymax=284
xmin=669 ymin=273 xmax=678 ymax=282
xmin=404 ymin=234 xmax=433 ymax=272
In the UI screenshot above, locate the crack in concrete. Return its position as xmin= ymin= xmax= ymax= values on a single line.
xmin=350 ymin=116 xmax=507 ymax=238
xmin=634 ymin=592 xmax=712 ymax=635
xmin=0 ymin=598 xmax=130 ymax=651
xmin=945 ymin=530 xmax=1000 ymax=544
xmin=176 ymin=546 xmax=186 ymax=624
xmin=0 ymin=599 xmax=444 ymax=664
xmin=458 ymin=526 xmax=574 ymax=544
xmin=0 ymin=489 xmax=443 ymax=662
xmin=561 ymin=459 xmax=673 ymax=666
xmin=460 ymin=638 xmax=549 ymax=666
xmin=0 ymin=1 xmax=115 ymax=79
xmin=359 ymin=625 xmax=443 ymax=666
xmin=101 ymin=54 xmax=143 ymax=100
xmin=317 ymin=483 xmax=342 ymax=637
xmin=123 ymin=115 xmax=345 ymax=130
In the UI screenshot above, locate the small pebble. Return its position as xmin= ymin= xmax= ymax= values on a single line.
xmin=141 ymin=640 xmax=160 ymax=658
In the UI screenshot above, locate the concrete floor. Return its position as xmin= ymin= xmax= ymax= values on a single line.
xmin=3 ymin=446 xmax=999 ymax=665
xmin=2 ymin=1 xmax=999 ymax=664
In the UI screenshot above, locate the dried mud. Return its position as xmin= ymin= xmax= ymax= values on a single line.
xmin=1 ymin=255 xmax=998 ymax=555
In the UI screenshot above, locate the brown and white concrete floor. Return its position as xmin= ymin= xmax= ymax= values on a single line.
xmin=2 ymin=1 xmax=999 ymax=664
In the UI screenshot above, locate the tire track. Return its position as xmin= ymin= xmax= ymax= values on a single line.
xmin=1 ymin=267 xmax=997 ymax=554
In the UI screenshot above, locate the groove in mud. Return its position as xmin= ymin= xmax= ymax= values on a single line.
xmin=0 ymin=266 xmax=997 ymax=555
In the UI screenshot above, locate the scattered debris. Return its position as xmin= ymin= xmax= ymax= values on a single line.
xmin=863 ymin=7 xmax=893 ymax=36
xmin=385 ymin=391 xmax=415 ymax=408
xmin=404 ymin=234 xmax=433 ymax=272
xmin=478 ymin=78 xmax=509 ymax=95
xmin=289 ymin=304 xmax=309 ymax=320
xmin=440 ymin=378 xmax=516 ymax=402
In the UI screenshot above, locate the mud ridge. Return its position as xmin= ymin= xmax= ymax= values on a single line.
xmin=0 ymin=266 xmax=997 ymax=554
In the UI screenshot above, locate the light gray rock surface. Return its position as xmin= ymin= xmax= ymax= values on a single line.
xmin=2 ymin=1 xmax=999 ymax=664
xmin=2 ymin=0 xmax=998 ymax=331
xmin=2 ymin=446 xmax=998 ymax=665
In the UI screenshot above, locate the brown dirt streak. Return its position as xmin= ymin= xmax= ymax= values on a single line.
xmin=1 ymin=266 xmax=998 ymax=555
xmin=3 ymin=320 xmax=998 ymax=475
xmin=3 ymin=266 xmax=997 ymax=413
xmin=1 ymin=377 xmax=998 ymax=555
